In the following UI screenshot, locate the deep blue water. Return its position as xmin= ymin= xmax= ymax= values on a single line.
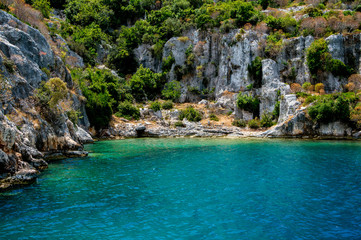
xmin=1 ymin=138 xmax=361 ymax=239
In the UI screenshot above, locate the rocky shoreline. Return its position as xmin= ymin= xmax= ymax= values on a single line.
xmin=3 ymin=117 xmax=360 ymax=191
xmin=98 ymin=116 xmax=361 ymax=140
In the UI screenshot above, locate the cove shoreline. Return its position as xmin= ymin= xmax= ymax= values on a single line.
xmin=2 ymin=129 xmax=361 ymax=192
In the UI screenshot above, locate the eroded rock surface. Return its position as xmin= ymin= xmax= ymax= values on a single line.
xmin=0 ymin=10 xmax=92 ymax=190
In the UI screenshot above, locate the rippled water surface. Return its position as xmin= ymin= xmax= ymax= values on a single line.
xmin=1 ymin=138 xmax=361 ymax=239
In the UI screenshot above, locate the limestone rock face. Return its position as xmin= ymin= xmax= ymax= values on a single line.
xmin=259 ymin=59 xmax=290 ymax=116
xmin=262 ymin=109 xmax=312 ymax=137
xmin=0 ymin=149 xmax=12 ymax=174
xmin=278 ymin=94 xmax=301 ymax=123
xmin=0 ymin=10 xmax=92 ymax=190
xmin=133 ymin=28 xmax=361 ymax=139
xmin=135 ymin=28 xmax=361 ymax=124
xmin=319 ymin=122 xmax=352 ymax=137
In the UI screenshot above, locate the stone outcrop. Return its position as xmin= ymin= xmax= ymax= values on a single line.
xmin=0 ymin=10 xmax=92 ymax=190
xmin=135 ymin=29 xmax=361 ymax=118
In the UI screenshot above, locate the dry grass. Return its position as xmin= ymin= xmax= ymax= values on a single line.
xmin=1 ymin=0 xmax=62 ymax=56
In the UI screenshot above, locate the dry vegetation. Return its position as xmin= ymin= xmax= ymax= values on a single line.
xmin=1 ymin=0 xmax=64 ymax=56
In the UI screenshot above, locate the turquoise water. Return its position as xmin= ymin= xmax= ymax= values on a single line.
xmin=1 ymin=138 xmax=361 ymax=239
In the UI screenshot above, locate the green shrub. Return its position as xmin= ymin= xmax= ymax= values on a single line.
xmin=185 ymin=44 xmax=195 ymax=67
xmin=67 ymin=109 xmax=82 ymax=125
xmin=150 ymin=101 xmax=161 ymax=112
xmin=304 ymin=7 xmax=323 ymax=18
xmin=201 ymin=88 xmax=215 ymax=95
xmin=296 ymin=92 xmax=310 ymax=98
xmin=302 ymin=82 xmax=312 ymax=90
xmin=162 ymin=54 xmax=175 ymax=72
xmin=236 ymin=93 xmax=260 ymax=116
xmin=232 ymin=119 xmax=246 ymax=128
xmin=179 ymin=106 xmax=202 ymax=122
xmin=33 ymin=0 xmax=51 ymax=18
xmin=195 ymin=0 xmax=259 ymax=29
xmin=272 ymin=101 xmax=280 ymax=119
xmin=248 ymin=118 xmax=261 ymax=129
xmin=343 ymin=10 xmax=353 ymax=16
xmin=308 ymin=94 xmax=354 ymax=123
xmin=307 ymin=39 xmax=352 ymax=79
xmin=83 ymin=93 xmax=113 ymax=129
xmin=69 ymin=24 xmax=108 ymax=64
xmin=151 ymin=41 xmax=165 ymax=59
xmin=305 ymin=95 xmax=319 ymax=104
xmin=265 ymin=31 xmax=285 ymax=59
xmin=187 ymin=86 xmax=201 ymax=95
xmin=174 ymin=121 xmax=185 ymax=127
xmin=65 ymin=0 xmax=112 ymax=28
xmin=248 ymin=57 xmax=262 ymax=87
xmin=116 ymin=101 xmax=140 ymax=120
xmin=315 ymin=83 xmax=324 ymax=93
xmin=41 ymin=67 xmax=51 ymax=78
xmin=162 ymin=81 xmax=181 ymax=101
xmin=107 ymin=43 xmax=137 ymax=75
xmin=209 ymin=113 xmax=219 ymax=121
xmin=71 ymin=67 xmax=130 ymax=129
xmin=129 ymin=65 xmax=165 ymax=102
xmin=162 ymin=100 xmax=173 ymax=110
xmin=260 ymin=112 xmax=275 ymax=128
xmin=318 ymin=3 xmax=326 ymax=10
xmin=36 ymin=78 xmax=68 ymax=109
xmin=220 ymin=19 xmax=236 ymax=33
xmin=306 ymin=38 xmax=330 ymax=77
xmin=265 ymin=15 xmax=298 ymax=34
xmin=326 ymin=59 xmax=351 ymax=78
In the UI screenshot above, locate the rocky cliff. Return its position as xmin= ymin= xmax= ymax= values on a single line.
xmin=0 ymin=10 xmax=92 ymax=190
xmin=1 ymin=6 xmax=361 ymax=189
xmin=135 ymin=28 xmax=361 ymax=138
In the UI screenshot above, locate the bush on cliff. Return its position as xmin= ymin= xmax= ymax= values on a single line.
xmin=306 ymin=38 xmax=330 ymax=77
xmin=162 ymin=100 xmax=173 ymax=110
xmin=236 ymin=93 xmax=260 ymax=116
xmin=71 ymin=67 xmax=132 ymax=129
xmin=116 ymin=101 xmax=140 ymax=120
xmin=179 ymin=106 xmax=202 ymax=122
xmin=232 ymin=119 xmax=246 ymax=128
xmin=307 ymin=38 xmax=352 ymax=79
xmin=162 ymin=81 xmax=181 ymax=102
xmin=326 ymin=58 xmax=351 ymax=78
xmin=129 ymin=65 xmax=165 ymax=102
xmin=308 ymin=93 xmax=357 ymax=123
xmin=150 ymin=101 xmax=161 ymax=112
xmin=260 ymin=112 xmax=275 ymax=128
xmin=32 ymin=0 xmax=51 ymax=18
xmin=36 ymin=78 xmax=68 ymax=109
xmin=248 ymin=57 xmax=262 ymax=87
xmin=248 ymin=118 xmax=261 ymax=129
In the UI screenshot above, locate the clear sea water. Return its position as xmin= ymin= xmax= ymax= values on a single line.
xmin=1 ymin=138 xmax=361 ymax=239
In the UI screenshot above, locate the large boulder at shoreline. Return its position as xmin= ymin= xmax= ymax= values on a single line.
xmin=76 ymin=127 xmax=94 ymax=144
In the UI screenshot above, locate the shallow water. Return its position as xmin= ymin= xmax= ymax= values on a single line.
xmin=1 ymin=138 xmax=361 ymax=239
